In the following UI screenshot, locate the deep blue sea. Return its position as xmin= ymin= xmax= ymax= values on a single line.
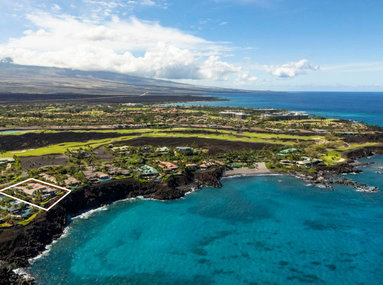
xmin=29 ymin=92 xmax=383 ymax=284
xmin=183 ymin=92 xmax=383 ymax=126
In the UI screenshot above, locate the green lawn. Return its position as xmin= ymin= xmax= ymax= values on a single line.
xmin=337 ymin=142 xmax=379 ymax=151
xmin=0 ymin=128 xmax=307 ymax=158
xmin=321 ymin=150 xmax=343 ymax=166
xmin=17 ymin=213 xmax=38 ymax=226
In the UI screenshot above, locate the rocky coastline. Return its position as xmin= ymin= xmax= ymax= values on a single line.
xmin=1 ymin=145 xmax=383 ymax=284
xmin=0 ymin=168 xmax=224 ymax=284
xmin=296 ymin=145 xmax=383 ymax=191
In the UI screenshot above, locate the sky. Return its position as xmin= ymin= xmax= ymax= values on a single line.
xmin=0 ymin=0 xmax=382 ymax=91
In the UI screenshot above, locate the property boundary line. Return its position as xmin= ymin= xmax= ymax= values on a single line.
xmin=0 ymin=178 xmax=71 ymax=211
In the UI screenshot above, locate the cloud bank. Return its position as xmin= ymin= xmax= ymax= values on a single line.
xmin=0 ymin=12 xmax=255 ymax=82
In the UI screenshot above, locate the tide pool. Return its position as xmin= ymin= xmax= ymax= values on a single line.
xmin=29 ymin=156 xmax=383 ymax=284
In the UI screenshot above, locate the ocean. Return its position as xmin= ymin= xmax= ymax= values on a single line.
xmin=29 ymin=92 xmax=383 ymax=284
xmin=184 ymin=91 xmax=383 ymax=127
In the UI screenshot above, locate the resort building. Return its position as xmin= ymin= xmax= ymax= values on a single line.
xmin=261 ymin=112 xmax=309 ymax=121
xmin=219 ymin=110 xmax=249 ymax=119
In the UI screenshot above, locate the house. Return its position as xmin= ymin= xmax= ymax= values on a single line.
xmin=219 ymin=110 xmax=249 ymax=119
xmin=158 ymin=162 xmax=179 ymax=173
xmin=278 ymin=148 xmax=298 ymax=156
xmin=175 ymin=147 xmax=194 ymax=155
xmin=200 ymin=161 xmax=216 ymax=170
xmin=312 ymin=128 xmax=329 ymax=134
xmin=106 ymin=166 xmax=130 ymax=176
xmin=0 ymin=158 xmax=15 ymax=165
xmin=156 ymin=147 xmax=170 ymax=154
xmin=262 ymin=112 xmax=309 ymax=121
xmin=185 ymin=163 xmax=198 ymax=170
xmin=141 ymin=146 xmax=151 ymax=153
xmin=40 ymin=187 xmax=58 ymax=199
xmin=14 ymin=183 xmax=57 ymax=198
xmin=82 ymin=167 xmax=109 ymax=182
xmin=83 ymin=170 xmax=95 ymax=180
xmin=280 ymin=160 xmax=295 ymax=166
xmin=266 ymin=128 xmax=283 ymax=133
xmin=297 ymin=160 xmax=313 ymax=167
xmin=296 ymin=157 xmax=324 ymax=167
xmin=95 ymin=172 xmax=109 ymax=179
xmin=228 ymin=163 xmax=243 ymax=169
xmin=312 ymin=159 xmax=324 ymax=165
xmin=138 ymin=165 xmax=159 ymax=178
xmin=40 ymin=173 xmax=58 ymax=184
xmin=64 ymin=176 xmax=80 ymax=187
xmin=111 ymin=146 xmax=130 ymax=153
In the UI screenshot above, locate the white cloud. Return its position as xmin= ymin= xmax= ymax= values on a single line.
xmin=259 ymin=59 xmax=319 ymax=78
xmin=0 ymin=12 xmax=255 ymax=82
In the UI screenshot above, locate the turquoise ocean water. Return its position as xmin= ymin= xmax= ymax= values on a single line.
xmin=29 ymin=92 xmax=383 ymax=284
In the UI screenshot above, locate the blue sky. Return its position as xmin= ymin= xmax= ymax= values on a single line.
xmin=0 ymin=0 xmax=382 ymax=91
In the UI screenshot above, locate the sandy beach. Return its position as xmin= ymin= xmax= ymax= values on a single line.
xmin=223 ymin=162 xmax=272 ymax=177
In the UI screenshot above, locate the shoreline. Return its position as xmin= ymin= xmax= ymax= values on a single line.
xmin=223 ymin=163 xmax=272 ymax=178
xmin=2 ymin=151 xmax=383 ymax=283
xmin=23 ymin=155 xmax=383 ymax=282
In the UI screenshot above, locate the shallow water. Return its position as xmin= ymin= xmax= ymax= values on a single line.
xmin=29 ymin=156 xmax=383 ymax=284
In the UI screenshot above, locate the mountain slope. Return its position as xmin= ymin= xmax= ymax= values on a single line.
xmin=0 ymin=62 xmax=235 ymax=96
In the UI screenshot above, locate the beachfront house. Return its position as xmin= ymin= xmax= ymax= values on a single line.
xmin=296 ymin=158 xmax=324 ymax=167
xmin=64 ymin=176 xmax=80 ymax=187
xmin=83 ymin=168 xmax=110 ymax=182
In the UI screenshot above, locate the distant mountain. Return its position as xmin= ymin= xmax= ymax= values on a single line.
xmin=0 ymin=62 xmax=240 ymax=96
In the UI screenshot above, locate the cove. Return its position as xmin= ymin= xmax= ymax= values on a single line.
xmin=29 ymin=156 xmax=383 ymax=284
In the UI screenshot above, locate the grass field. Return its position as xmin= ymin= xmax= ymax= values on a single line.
xmin=336 ymin=142 xmax=380 ymax=151
xmin=321 ymin=150 xmax=344 ymax=166
xmin=0 ymin=128 xmax=314 ymax=158
xmin=0 ymin=127 xmax=324 ymax=141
